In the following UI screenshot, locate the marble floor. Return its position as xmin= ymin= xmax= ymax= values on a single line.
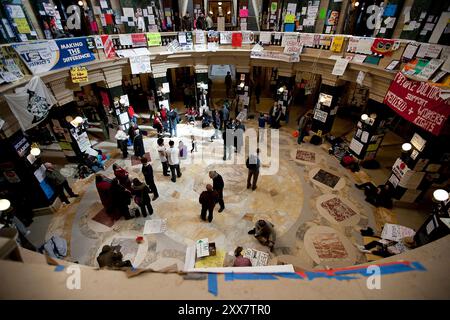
xmin=43 ymin=117 xmax=427 ymax=271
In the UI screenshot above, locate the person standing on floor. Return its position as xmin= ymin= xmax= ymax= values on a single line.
xmin=258 ymin=113 xmax=266 ymax=143
xmin=179 ymin=140 xmax=188 ymax=160
xmin=115 ymin=126 xmax=129 ymax=158
xmin=95 ymin=174 xmax=113 ymax=214
xmin=191 ymin=135 xmax=198 ymax=153
xmin=131 ymin=178 xmax=153 ymax=217
xmin=110 ymin=178 xmax=132 ymax=220
xmin=209 ymin=171 xmax=225 ymax=212
xmin=157 ymin=138 xmax=170 ymax=176
xmin=225 ymin=71 xmax=232 ymax=97
xmin=140 ymin=157 xmax=159 ymax=200
xmin=297 ymin=111 xmax=311 ymax=144
xmin=44 ymin=162 xmax=79 ymax=204
xmin=168 ymin=107 xmax=179 ymax=137
xmin=133 ymin=128 xmax=145 ymax=157
xmin=222 ymin=122 xmax=234 ymax=160
xmin=254 ymin=82 xmax=261 ymax=104
xmin=160 ymin=107 xmax=169 ymax=133
xmin=199 ymin=184 xmax=219 ymax=222
xmin=246 ymin=148 xmax=261 ymax=190
xmin=112 ymin=163 xmax=131 ymax=191
xmin=168 ymin=140 xmax=182 ymax=182
xmin=210 ymin=109 xmax=220 ymax=141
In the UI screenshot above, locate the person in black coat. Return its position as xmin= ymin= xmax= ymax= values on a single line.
xmin=209 ymin=170 xmax=225 ymax=212
xmin=133 ymin=129 xmax=145 ymax=157
xmin=199 ymin=184 xmax=219 ymax=222
xmin=140 ymin=157 xmax=159 ymax=200
xmin=110 ymin=178 xmax=132 ymax=220
xmin=131 ymin=178 xmax=153 ymax=217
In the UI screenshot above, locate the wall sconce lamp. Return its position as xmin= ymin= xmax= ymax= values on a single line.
xmin=401 ymin=143 xmax=412 ymax=152
xmin=433 ymin=189 xmax=449 ymax=202
xmin=0 ymin=199 xmax=11 ymax=212
xmin=30 ymin=143 xmax=41 ymax=157
xmin=360 ymin=113 xmax=369 ymax=121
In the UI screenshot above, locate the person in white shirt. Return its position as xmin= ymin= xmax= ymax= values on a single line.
xmin=157 ymin=138 xmax=170 ymax=176
xmin=115 ymin=126 xmax=129 ymax=158
xmin=205 ymin=14 xmax=214 ymax=30
xmin=168 ymin=140 xmax=182 ymax=182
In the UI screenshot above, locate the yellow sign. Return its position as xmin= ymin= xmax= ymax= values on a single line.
xmin=14 ymin=18 xmax=31 ymax=34
xmin=284 ymin=14 xmax=295 ymax=24
xmin=70 ymin=67 xmax=88 ymax=83
xmin=146 ymin=32 xmax=161 ymax=46
xmin=317 ymin=130 xmax=322 ymax=137
xmin=330 ymin=36 xmax=344 ymax=52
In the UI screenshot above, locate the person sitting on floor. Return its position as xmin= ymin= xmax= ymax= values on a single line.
xmin=355 ymin=182 xmax=393 ymax=208
xmin=248 ymin=219 xmax=276 ymax=252
xmin=233 ymin=246 xmax=252 ymax=267
xmin=97 ymin=245 xmax=133 ymax=269
xmin=340 ymin=152 xmax=360 ymax=172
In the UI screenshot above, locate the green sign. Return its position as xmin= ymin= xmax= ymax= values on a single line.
xmin=146 ymin=33 xmax=161 ymax=46
xmin=319 ymin=8 xmax=327 ymax=20
xmin=271 ymin=2 xmax=278 ymax=13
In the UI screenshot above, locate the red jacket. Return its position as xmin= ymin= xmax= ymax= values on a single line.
xmin=160 ymin=108 xmax=168 ymax=121
xmin=128 ymin=105 xmax=136 ymax=118
xmin=96 ymin=180 xmax=112 ymax=209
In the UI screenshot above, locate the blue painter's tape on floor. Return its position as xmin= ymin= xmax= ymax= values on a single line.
xmin=411 ymin=262 xmax=427 ymax=271
xmin=274 ymin=273 xmax=304 ymax=279
xmin=226 ymin=273 xmax=278 ymax=281
xmin=54 ymin=265 xmax=65 ymax=272
xmin=208 ymin=273 xmax=218 ymax=296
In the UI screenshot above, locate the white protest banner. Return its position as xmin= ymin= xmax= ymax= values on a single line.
xmin=4 ymin=76 xmax=57 ymax=131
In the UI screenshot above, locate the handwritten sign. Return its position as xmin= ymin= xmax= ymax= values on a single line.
xmin=384 ymin=72 xmax=450 ymax=135
xmin=70 ymin=67 xmax=88 ymax=83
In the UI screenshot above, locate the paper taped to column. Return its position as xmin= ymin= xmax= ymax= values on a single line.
xmin=4 ymin=76 xmax=57 ymax=131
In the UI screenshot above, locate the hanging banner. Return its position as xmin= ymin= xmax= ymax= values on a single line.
xmin=70 ymin=66 xmax=88 ymax=83
xmin=232 ymin=32 xmax=242 ymax=47
xmin=384 ymin=72 xmax=450 ymax=135
xmin=12 ymin=38 xmax=95 ymax=75
xmin=146 ymin=32 xmax=161 ymax=46
xmin=330 ymin=36 xmax=344 ymax=52
xmin=129 ymin=55 xmax=151 ymax=74
xmin=4 ymin=76 xmax=57 ymax=131
xmin=250 ymin=51 xmax=299 ymax=63
xmin=131 ymin=33 xmax=147 ymax=47
xmin=101 ymin=35 xmax=116 ymax=58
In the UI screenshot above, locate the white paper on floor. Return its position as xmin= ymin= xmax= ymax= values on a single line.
xmin=143 ymin=219 xmax=167 ymax=235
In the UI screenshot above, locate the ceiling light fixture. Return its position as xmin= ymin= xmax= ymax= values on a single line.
xmin=78 ymin=1 xmax=83 ymax=6
xmin=354 ymin=1 xmax=360 ymax=7
xmin=360 ymin=113 xmax=368 ymax=121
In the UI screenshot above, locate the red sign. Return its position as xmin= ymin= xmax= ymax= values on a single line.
xmin=101 ymin=35 xmax=116 ymax=59
xmin=384 ymin=72 xmax=450 ymax=135
xmin=232 ymin=32 xmax=242 ymax=48
xmin=132 ymin=33 xmax=147 ymax=47
xmin=371 ymin=38 xmax=398 ymax=56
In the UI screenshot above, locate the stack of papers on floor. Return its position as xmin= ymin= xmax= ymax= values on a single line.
xmin=143 ymin=219 xmax=167 ymax=235
xmin=196 ymin=238 xmax=209 ymax=258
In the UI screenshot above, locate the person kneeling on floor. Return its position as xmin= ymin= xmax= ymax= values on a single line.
xmin=97 ymin=245 xmax=133 ymax=269
xmin=248 ymin=220 xmax=276 ymax=252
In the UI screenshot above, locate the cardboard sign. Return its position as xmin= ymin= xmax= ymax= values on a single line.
xmin=330 ymin=36 xmax=344 ymax=52
xmin=70 ymin=66 xmax=88 ymax=83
